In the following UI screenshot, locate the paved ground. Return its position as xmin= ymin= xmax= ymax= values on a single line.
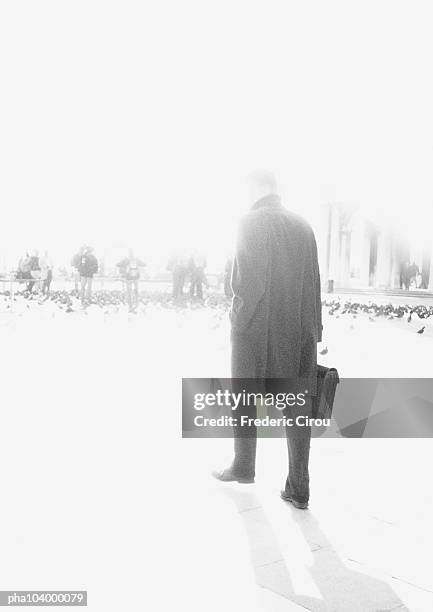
xmin=184 ymin=295 xmax=433 ymax=610
xmin=183 ymin=437 xmax=433 ymax=611
xmin=0 ymin=291 xmax=432 ymax=610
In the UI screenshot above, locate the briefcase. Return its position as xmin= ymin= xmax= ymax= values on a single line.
xmin=312 ymin=365 xmax=340 ymax=420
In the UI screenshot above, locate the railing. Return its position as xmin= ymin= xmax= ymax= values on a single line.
xmin=0 ymin=274 xmax=223 ymax=311
xmin=0 ymin=274 xmax=221 ymax=288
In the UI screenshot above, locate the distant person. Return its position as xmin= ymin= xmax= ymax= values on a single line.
xmin=168 ymin=250 xmax=188 ymax=300
xmin=408 ymin=261 xmax=419 ymax=289
xmin=71 ymin=247 xmax=85 ymax=293
xmin=78 ymin=246 xmax=98 ymax=305
xmin=17 ymin=253 xmax=32 ymax=285
xmin=116 ymin=249 xmax=146 ymax=312
xmin=188 ymin=250 xmax=207 ymax=299
xmin=39 ymin=251 xmax=53 ymax=296
xmin=27 ymin=250 xmax=41 ymax=293
xmin=213 ymin=171 xmax=322 ymax=510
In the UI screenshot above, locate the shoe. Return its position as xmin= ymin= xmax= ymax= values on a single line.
xmin=280 ymin=490 xmax=308 ymax=509
xmin=212 ymin=469 xmax=255 ymax=484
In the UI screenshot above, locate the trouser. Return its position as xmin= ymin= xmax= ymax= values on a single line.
xmin=42 ymin=270 xmax=52 ymax=295
xmin=126 ymin=279 xmax=139 ymax=310
xmin=231 ymin=394 xmax=312 ymax=504
xmin=80 ymin=276 xmax=93 ymax=303
xmin=189 ymin=275 xmax=203 ymax=299
xmin=172 ymin=269 xmax=186 ymax=298
xmin=27 ymin=273 xmax=40 ymax=292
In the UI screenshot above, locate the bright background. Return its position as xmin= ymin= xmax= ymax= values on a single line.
xmin=1 ymin=0 xmax=433 ymax=270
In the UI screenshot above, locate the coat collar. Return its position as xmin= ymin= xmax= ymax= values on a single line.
xmin=251 ymin=193 xmax=282 ymax=210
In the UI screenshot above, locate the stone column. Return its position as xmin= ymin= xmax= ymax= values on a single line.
xmin=324 ymin=203 xmax=332 ymax=284
xmin=375 ymin=230 xmax=392 ymax=288
xmin=328 ymin=205 xmax=341 ymax=286
xmin=360 ymin=221 xmax=371 ymax=287
xmin=390 ymin=237 xmax=402 ymax=289
xmin=428 ymin=244 xmax=433 ymax=291
xmin=339 ymin=231 xmax=352 ymax=287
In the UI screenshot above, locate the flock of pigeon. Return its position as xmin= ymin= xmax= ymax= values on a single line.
xmin=0 ymin=288 xmax=230 ymax=315
xmin=323 ymin=298 xmax=433 ymax=334
xmin=1 ymin=290 xmax=432 ymax=338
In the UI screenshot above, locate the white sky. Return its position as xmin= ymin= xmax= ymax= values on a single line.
xmin=1 ymin=1 xmax=433 ymax=269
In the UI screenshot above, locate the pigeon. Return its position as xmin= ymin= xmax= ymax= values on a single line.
xmin=417 ymin=326 xmax=426 ymax=334
xmin=323 ymin=298 xmax=433 ymax=324
xmin=319 ymin=346 xmax=328 ymax=355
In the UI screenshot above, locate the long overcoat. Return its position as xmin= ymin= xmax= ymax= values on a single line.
xmin=230 ymin=194 xmax=322 ymax=381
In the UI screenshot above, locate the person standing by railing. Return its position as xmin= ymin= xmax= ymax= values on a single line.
xmin=167 ymin=249 xmax=189 ymax=300
xmin=40 ymin=251 xmax=53 ymax=296
xmin=17 ymin=252 xmax=32 ymax=287
xmin=78 ymin=246 xmax=98 ymax=306
xmin=116 ymin=249 xmax=146 ymax=313
xmin=71 ymin=246 xmax=85 ymax=293
xmin=27 ymin=250 xmax=41 ymax=293
xmin=188 ymin=250 xmax=207 ymax=300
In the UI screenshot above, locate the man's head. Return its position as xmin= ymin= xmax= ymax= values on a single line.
xmin=247 ymin=170 xmax=278 ymax=205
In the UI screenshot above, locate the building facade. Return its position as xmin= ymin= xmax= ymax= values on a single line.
xmin=321 ymin=203 xmax=433 ymax=291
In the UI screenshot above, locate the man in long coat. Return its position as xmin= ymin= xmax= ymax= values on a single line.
xmin=213 ymin=172 xmax=322 ymax=509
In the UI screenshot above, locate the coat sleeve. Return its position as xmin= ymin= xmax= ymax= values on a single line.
xmin=312 ymin=234 xmax=323 ymax=343
xmin=230 ymin=213 xmax=268 ymax=334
